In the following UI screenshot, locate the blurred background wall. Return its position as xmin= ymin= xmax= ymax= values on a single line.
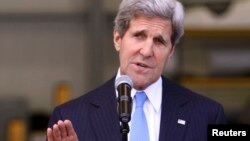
xmin=0 ymin=0 xmax=249 ymax=140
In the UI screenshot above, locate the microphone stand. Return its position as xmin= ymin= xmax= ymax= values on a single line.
xmin=120 ymin=121 xmax=129 ymax=141
xmin=118 ymin=92 xmax=132 ymax=141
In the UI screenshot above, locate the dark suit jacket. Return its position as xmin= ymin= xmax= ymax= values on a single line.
xmin=48 ymin=76 xmax=226 ymax=141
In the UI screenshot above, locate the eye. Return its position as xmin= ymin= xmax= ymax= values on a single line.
xmin=154 ymin=37 xmax=166 ymax=46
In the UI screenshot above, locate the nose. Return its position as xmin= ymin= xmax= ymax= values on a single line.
xmin=139 ymin=40 xmax=153 ymax=57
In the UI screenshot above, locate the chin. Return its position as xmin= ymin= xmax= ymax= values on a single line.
xmin=133 ymin=80 xmax=149 ymax=90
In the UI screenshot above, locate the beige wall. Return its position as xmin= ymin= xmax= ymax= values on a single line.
xmin=185 ymin=0 xmax=250 ymax=28
xmin=0 ymin=20 xmax=88 ymax=111
xmin=0 ymin=0 xmax=89 ymax=14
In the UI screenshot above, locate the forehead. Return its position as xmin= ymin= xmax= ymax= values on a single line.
xmin=128 ymin=16 xmax=172 ymax=35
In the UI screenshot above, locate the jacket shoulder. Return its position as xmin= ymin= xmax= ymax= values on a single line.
xmin=163 ymin=77 xmax=226 ymax=123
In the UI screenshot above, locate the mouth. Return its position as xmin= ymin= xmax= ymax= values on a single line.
xmin=135 ymin=62 xmax=149 ymax=68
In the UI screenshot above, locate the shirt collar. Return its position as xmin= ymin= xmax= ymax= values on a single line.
xmin=115 ymin=69 xmax=162 ymax=113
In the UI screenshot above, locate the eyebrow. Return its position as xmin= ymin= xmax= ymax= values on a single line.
xmin=155 ymin=35 xmax=167 ymax=45
xmin=133 ymin=29 xmax=168 ymax=45
xmin=133 ymin=30 xmax=146 ymax=36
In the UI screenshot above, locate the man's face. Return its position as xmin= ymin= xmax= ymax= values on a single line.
xmin=114 ymin=16 xmax=174 ymax=90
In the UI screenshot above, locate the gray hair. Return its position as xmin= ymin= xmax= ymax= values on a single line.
xmin=114 ymin=0 xmax=184 ymax=45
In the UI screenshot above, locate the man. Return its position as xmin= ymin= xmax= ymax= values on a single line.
xmin=47 ymin=0 xmax=226 ymax=141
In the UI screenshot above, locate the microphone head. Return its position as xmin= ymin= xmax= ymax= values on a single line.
xmin=115 ymin=75 xmax=133 ymax=89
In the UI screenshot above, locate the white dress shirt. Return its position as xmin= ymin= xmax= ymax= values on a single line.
xmin=115 ymin=70 xmax=162 ymax=141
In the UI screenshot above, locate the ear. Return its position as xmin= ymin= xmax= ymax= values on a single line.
xmin=113 ymin=31 xmax=121 ymax=51
xmin=169 ymin=46 xmax=175 ymax=57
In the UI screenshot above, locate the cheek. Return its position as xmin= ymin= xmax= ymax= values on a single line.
xmin=120 ymin=42 xmax=137 ymax=59
xmin=156 ymin=51 xmax=171 ymax=69
xmin=119 ymin=47 xmax=130 ymax=66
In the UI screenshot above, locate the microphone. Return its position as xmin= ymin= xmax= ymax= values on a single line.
xmin=115 ymin=75 xmax=133 ymax=123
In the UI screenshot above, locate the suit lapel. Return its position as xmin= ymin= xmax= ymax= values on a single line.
xmin=159 ymin=77 xmax=190 ymax=141
xmin=86 ymin=76 xmax=191 ymax=141
xmin=89 ymin=78 xmax=121 ymax=141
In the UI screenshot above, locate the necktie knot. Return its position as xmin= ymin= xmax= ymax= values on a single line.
xmin=135 ymin=91 xmax=147 ymax=108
